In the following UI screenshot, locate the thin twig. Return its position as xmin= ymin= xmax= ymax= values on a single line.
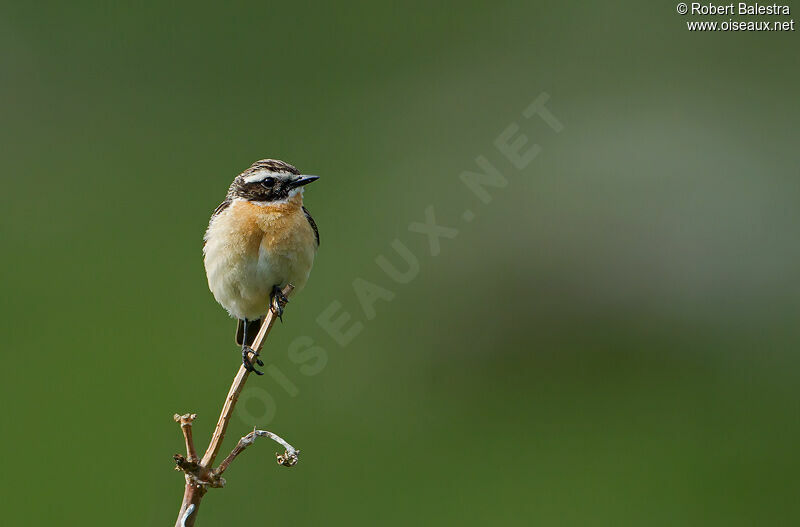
xmin=216 ymin=428 xmax=300 ymax=476
xmin=173 ymin=284 xmax=295 ymax=527
xmin=174 ymin=413 xmax=198 ymax=462
xmin=200 ymin=284 xmax=294 ymax=467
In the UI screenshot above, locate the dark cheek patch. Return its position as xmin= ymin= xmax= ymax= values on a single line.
xmin=257 ymin=182 xmax=288 ymax=201
xmin=232 ymin=178 xmax=291 ymax=202
xmin=275 ymin=183 xmax=290 ymax=200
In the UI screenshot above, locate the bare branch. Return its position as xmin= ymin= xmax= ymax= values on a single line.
xmin=174 ymin=284 xmax=296 ymax=527
xmin=175 ymin=479 xmax=205 ymax=527
xmin=215 ymin=428 xmax=300 ymax=476
xmin=174 ymin=413 xmax=199 ymax=462
xmin=174 ymin=454 xmax=224 ymax=488
xmin=200 ymin=284 xmax=294 ymax=468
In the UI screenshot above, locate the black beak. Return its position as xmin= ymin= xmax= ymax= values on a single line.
xmin=291 ymin=175 xmax=319 ymax=188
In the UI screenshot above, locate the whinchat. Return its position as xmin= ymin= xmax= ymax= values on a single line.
xmin=203 ymin=159 xmax=319 ymax=374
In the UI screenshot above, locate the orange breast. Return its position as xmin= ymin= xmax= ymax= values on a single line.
xmin=231 ymin=196 xmax=314 ymax=254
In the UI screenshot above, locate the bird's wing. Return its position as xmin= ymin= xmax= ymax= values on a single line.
xmin=211 ymin=198 xmax=232 ymax=219
xmin=303 ymin=206 xmax=320 ymax=247
xmin=203 ymin=199 xmax=232 ymax=248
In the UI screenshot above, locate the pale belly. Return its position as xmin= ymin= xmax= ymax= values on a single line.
xmin=203 ymin=200 xmax=316 ymax=320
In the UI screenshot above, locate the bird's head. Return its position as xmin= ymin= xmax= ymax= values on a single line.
xmin=229 ymin=159 xmax=319 ymax=203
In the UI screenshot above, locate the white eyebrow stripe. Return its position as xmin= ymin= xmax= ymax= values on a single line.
xmin=243 ymin=171 xmax=286 ymax=183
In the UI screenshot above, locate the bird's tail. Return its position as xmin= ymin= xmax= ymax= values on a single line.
xmin=235 ymin=318 xmax=263 ymax=347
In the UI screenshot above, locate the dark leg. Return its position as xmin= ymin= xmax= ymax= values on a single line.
xmin=271 ymin=285 xmax=290 ymax=321
xmin=240 ymin=318 xmax=264 ymax=375
xmin=243 ymin=319 xmax=264 ymax=367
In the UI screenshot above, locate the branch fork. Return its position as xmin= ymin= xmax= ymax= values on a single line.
xmin=173 ymin=285 xmax=298 ymax=527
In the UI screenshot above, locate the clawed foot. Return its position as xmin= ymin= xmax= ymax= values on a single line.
xmin=271 ymin=285 xmax=290 ymax=321
xmin=242 ymin=345 xmax=264 ymax=375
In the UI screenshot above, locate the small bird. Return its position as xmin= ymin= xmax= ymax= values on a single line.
xmin=203 ymin=159 xmax=320 ymax=374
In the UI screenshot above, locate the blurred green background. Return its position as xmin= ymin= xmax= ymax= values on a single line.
xmin=2 ymin=1 xmax=799 ymax=525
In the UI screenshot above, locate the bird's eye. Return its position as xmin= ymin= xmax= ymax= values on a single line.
xmin=261 ymin=177 xmax=275 ymax=187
